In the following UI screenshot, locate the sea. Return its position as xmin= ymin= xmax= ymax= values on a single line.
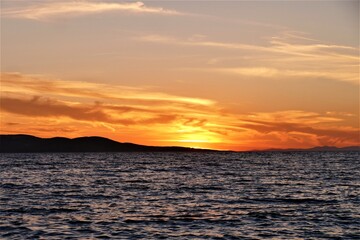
xmin=0 ymin=152 xmax=359 ymax=239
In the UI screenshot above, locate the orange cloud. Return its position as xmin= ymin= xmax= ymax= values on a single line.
xmin=222 ymin=111 xmax=359 ymax=149
xmin=1 ymin=72 xmax=358 ymax=150
xmin=1 ymin=72 xmax=215 ymax=106
xmin=2 ymin=1 xmax=182 ymax=20
xmin=0 ymin=95 xmax=183 ymax=126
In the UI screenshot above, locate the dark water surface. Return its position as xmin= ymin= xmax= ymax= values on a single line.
xmin=1 ymin=152 xmax=359 ymax=239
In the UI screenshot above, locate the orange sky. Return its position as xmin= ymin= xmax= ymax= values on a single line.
xmin=1 ymin=1 xmax=359 ymax=150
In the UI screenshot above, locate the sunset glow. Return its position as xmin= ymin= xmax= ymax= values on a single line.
xmin=1 ymin=1 xmax=359 ymax=150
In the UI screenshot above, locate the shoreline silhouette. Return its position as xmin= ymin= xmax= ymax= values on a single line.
xmin=0 ymin=134 xmax=359 ymax=153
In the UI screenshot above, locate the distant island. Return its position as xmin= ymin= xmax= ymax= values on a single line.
xmin=0 ymin=134 xmax=359 ymax=153
xmin=255 ymin=146 xmax=360 ymax=152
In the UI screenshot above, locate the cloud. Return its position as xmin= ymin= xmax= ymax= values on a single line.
xmin=0 ymin=95 xmax=180 ymax=126
xmin=138 ymin=32 xmax=359 ymax=84
xmin=1 ymin=72 xmax=214 ymax=106
xmin=233 ymin=111 xmax=360 ymax=147
xmin=137 ymin=34 xmax=271 ymax=52
xmin=215 ymin=67 xmax=358 ymax=83
xmin=1 ymin=96 xmax=122 ymax=123
xmin=240 ymin=122 xmax=359 ymax=146
xmin=0 ymin=72 xmax=217 ymax=128
xmin=1 ymin=72 xmax=358 ymax=150
xmin=138 ymin=33 xmax=358 ymax=58
xmin=2 ymin=1 xmax=182 ymax=20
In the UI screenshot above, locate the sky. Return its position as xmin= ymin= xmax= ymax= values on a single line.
xmin=0 ymin=0 xmax=359 ymax=151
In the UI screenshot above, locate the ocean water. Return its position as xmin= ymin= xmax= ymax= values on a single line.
xmin=0 ymin=152 xmax=359 ymax=239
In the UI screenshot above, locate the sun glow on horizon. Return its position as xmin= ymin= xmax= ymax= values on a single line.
xmin=1 ymin=1 xmax=359 ymax=151
xmin=1 ymin=71 xmax=359 ymax=151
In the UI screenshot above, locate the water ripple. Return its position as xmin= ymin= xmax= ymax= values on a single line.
xmin=0 ymin=152 xmax=359 ymax=239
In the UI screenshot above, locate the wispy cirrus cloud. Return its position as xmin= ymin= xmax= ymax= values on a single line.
xmin=137 ymin=32 xmax=357 ymax=58
xmin=2 ymin=1 xmax=182 ymax=20
xmin=137 ymin=34 xmax=271 ymax=52
xmin=138 ymin=32 xmax=359 ymax=84
xmin=214 ymin=67 xmax=358 ymax=83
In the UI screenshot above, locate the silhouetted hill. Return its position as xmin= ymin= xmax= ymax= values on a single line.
xmin=258 ymin=145 xmax=360 ymax=152
xmin=0 ymin=134 xmax=217 ymax=153
xmin=1 ymin=135 xmax=358 ymax=153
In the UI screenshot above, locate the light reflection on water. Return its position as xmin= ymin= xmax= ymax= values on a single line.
xmin=0 ymin=152 xmax=359 ymax=239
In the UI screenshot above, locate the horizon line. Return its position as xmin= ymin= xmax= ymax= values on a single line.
xmin=1 ymin=133 xmax=359 ymax=153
